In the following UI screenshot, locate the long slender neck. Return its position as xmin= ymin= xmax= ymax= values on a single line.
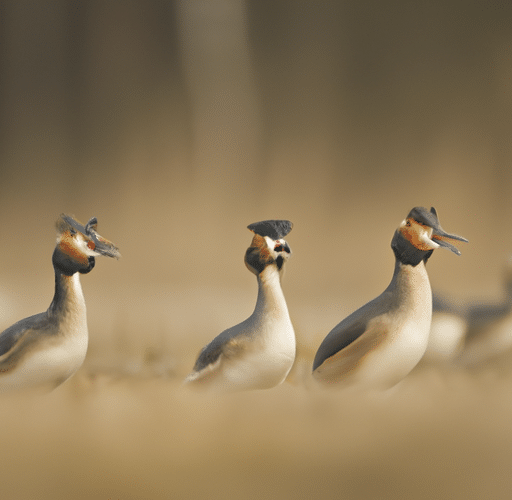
xmin=253 ymin=265 xmax=289 ymax=321
xmin=385 ymin=258 xmax=432 ymax=312
xmin=48 ymin=269 xmax=86 ymax=319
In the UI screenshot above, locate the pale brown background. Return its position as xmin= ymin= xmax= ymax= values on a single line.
xmin=0 ymin=1 xmax=511 ymax=499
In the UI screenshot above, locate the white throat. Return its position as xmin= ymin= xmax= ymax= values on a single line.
xmin=59 ymin=273 xmax=88 ymax=336
xmin=253 ymin=265 xmax=290 ymax=323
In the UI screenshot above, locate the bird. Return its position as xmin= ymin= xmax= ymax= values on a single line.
xmin=457 ymin=255 xmax=512 ymax=366
xmin=185 ymin=219 xmax=295 ymax=392
xmin=422 ymin=292 xmax=467 ymax=363
xmin=312 ymin=207 xmax=468 ymax=390
xmin=0 ymin=214 xmax=120 ymax=393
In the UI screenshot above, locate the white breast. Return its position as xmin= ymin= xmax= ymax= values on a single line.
xmin=358 ymin=316 xmax=430 ymax=389
xmin=220 ymin=316 xmax=296 ymax=391
xmin=349 ymin=261 xmax=432 ymax=390
xmin=0 ymin=333 xmax=88 ymax=393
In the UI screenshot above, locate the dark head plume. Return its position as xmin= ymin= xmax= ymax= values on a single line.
xmin=407 ymin=207 xmax=439 ymax=228
xmin=247 ymin=220 xmax=293 ymax=240
xmin=57 ymin=214 xmax=120 ymax=259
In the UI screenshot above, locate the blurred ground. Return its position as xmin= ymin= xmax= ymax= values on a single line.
xmin=1 ymin=1 xmax=512 ymax=498
xmin=1 ymin=363 xmax=512 ymax=500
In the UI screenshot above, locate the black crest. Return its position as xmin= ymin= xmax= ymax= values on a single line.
xmin=57 ymin=214 xmax=97 ymax=237
xmin=247 ymin=220 xmax=293 ymax=240
xmin=407 ymin=206 xmax=439 ymax=228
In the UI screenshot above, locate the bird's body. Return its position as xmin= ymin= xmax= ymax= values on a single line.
xmin=0 ymin=215 xmax=119 ymax=393
xmin=313 ymin=259 xmax=432 ymax=389
xmin=313 ymin=207 xmax=467 ymax=390
xmin=458 ymin=257 xmax=512 ymax=366
xmin=186 ymin=220 xmax=295 ymax=392
xmin=0 ymin=273 xmax=88 ymax=392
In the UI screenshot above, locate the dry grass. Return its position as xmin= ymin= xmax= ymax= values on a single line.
xmin=1 ymin=356 xmax=512 ymax=500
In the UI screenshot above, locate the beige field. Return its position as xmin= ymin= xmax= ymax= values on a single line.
xmin=1 ymin=321 xmax=511 ymax=500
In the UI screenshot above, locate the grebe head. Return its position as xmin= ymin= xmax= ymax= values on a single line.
xmin=244 ymin=220 xmax=293 ymax=276
xmin=53 ymin=214 xmax=120 ymax=275
xmin=392 ymin=207 xmax=468 ymax=266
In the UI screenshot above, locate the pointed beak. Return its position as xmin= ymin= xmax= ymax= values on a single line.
xmin=431 ymin=226 xmax=468 ymax=255
xmin=89 ymin=231 xmax=121 ymax=259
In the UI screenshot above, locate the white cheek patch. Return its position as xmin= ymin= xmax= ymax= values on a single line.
xmin=419 ymin=230 xmax=440 ymax=250
xmin=263 ymin=236 xmax=277 ymax=257
xmin=263 ymin=236 xmax=274 ymax=249
xmin=75 ymin=235 xmax=100 ymax=257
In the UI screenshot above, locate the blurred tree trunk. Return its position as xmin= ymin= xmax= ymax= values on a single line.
xmin=0 ymin=1 xmax=71 ymax=209
xmin=176 ymin=0 xmax=261 ymax=217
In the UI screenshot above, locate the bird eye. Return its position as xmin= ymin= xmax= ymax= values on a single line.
xmin=405 ymin=220 xmax=411 ymax=227
xmin=274 ymin=243 xmax=284 ymax=252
